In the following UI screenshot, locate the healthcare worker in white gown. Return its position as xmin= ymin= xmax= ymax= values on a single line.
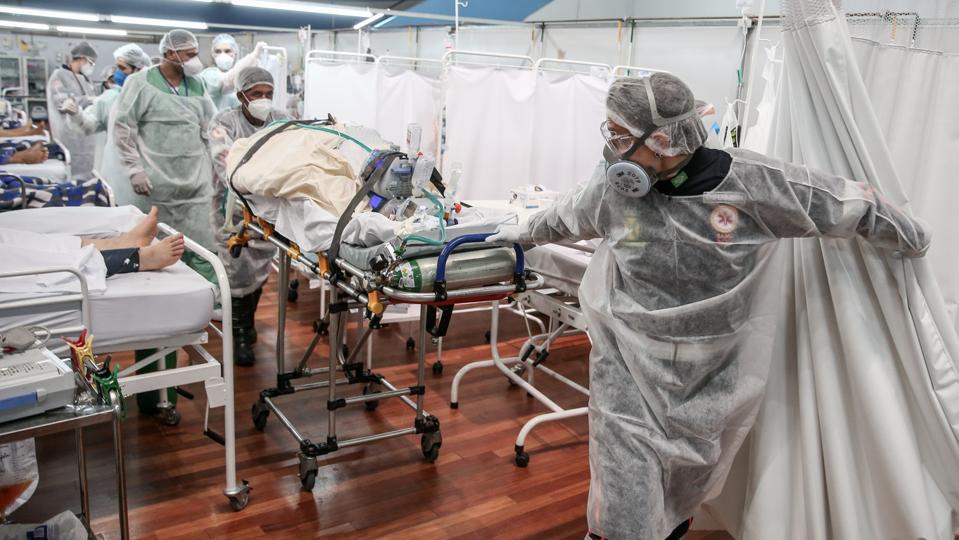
xmin=46 ymin=41 xmax=98 ymax=179
xmin=62 ymin=44 xmax=152 ymax=207
xmin=208 ymin=66 xmax=289 ymax=367
xmin=488 ymin=73 xmax=931 ymax=540
xmin=198 ymin=33 xmax=267 ymax=112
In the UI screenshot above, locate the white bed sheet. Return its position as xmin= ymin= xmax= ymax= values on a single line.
xmin=0 ymin=159 xmax=68 ymax=181
xmin=0 ymin=261 xmax=214 ymax=349
xmin=525 ymin=244 xmax=591 ymax=297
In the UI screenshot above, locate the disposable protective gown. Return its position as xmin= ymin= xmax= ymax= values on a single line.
xmin=523 ymin=148 xmax=930 ymax=539
xmin=112 ymin=67 xmax=216 ymax=250
xmin=46 ymin=67 xmax=97 ymax=179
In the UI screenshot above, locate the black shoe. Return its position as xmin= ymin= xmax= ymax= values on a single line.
xmin=232 ymin=293 xmax=258 ymax=366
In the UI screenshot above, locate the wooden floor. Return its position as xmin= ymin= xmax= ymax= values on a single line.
xmin=19 ymin=278 xmax=731 ymax=539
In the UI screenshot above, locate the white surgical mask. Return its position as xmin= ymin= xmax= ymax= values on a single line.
xmin=80 ymin=62 xmax=95 ymax=78
xmin=214 ymin=53 xmax=235 ymax=71
xmin=176 ymin=53 xmax=204 ymax=77
xmin=246 ymin=98 xmax=272 ymax=121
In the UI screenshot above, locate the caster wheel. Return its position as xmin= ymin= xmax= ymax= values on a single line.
xmin=406 ymin=337 xmax=415 ymax=351
xmin=290 ymin=279 xmax=300 ymax=290
xmin=421 ymin=431 xmax=442 ymax=463
xmin=484 ymin=330 xmax=491 ymax=343
xmin=300 ymin=469 xmax=317 ymax=491
xmin=287 ymin=288 xmax=299 ymax=303
xmin=251 ymin=401 xmax=269 ymax=431
xmin=230 ymin=245 xmax=242 ymax=258
xmin=227 ymin=484 xmax=250 ymax=511
xmin=162 ymin=409 xmax=181 ymax=426
xmin=431 ymin=362 xmax=443 ymax=376
xmin=515 ymin=451 xmax=530 ymax=468
xmin=362 ymin=385 xmax=380 ymax=411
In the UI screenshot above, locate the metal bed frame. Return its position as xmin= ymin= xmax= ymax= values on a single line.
xmin=0 ymin=222 xmax=249 ymax=510
xmin=239 ymin=214 xmax=543 ymax=490
xmin=451 ymin=244 xmax=593 ymax=467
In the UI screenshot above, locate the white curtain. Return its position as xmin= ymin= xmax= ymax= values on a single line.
xmin=703 ymin=1 xmax=959 ymax=538
xmin=442 ymin=66 xmax=537 ymax=200
xmin=374 ymin=65 xmax=442 ymax=158
xmin=304 ymin=62 xmax=378 ymax=126
xmin=853 ymin=40 xmax=959 ymax=333
xmin=529 ymin=70 xmax=610 ymax=192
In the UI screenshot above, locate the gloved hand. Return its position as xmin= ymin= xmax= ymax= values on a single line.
xmin=486 ymin=223 xmax=530 ymax=244
xmin=253 ymin=41 xmax=268 ymax=56
xmin=58 ymin=98 xmax=78 ymax=115
xmin=131 ymin=172 xmax=152 ymax=196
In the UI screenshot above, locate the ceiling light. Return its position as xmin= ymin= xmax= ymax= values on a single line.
xmin=231 ymin=0 xmax=371 ymax=18
xmin=0 ymin=5 xmax=99 ymax=22
xmin=56 ymin=25 xmax=128 ymax=36
xmin=373 ymin=15 xmax=396 ymax=29
xmin=0 ymin=20 xmax=51 ymax=31
xmin=353 ymin=13 xmax=385 ymax=30
xmin=111 ymin=15 xmax=208 ymax=30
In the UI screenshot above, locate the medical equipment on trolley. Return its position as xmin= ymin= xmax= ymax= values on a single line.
xmin=0 ymin=346 xmax=75 ymax=424
xmin=225 ymin=119 xmax=543 ymax=490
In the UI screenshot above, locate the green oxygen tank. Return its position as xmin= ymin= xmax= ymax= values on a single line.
xmin=389 ymin=247 xmax=517 ymax=292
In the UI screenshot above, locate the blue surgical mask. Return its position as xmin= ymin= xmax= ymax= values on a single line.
xmin=113 ymin=68 xmax=127 ymax=87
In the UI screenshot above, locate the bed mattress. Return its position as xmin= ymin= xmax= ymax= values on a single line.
xmin=0 ymin=159 xmax=69 ymax=181
xmin=0 ymin=260 xmax=215 ymax=350
xmin=525 ymin=244 xmax=591 ymax=297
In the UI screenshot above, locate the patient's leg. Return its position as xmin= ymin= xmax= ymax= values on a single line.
xmin=100 ymin=234 xmax=184 ymax=276
xmin=81 ymin=207 xmax=158 ymax=250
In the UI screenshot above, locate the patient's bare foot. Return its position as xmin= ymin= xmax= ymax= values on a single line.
xmin=139 ymin=234 xmax=184 ymax=271
xmin=8 ymin=143 xmax=47 ymax=164
xmin=126 ymin=207 xmax=159 ymax=247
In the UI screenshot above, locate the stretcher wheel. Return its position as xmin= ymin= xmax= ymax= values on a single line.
xmin=484 ymin=330 xmax=491 ymax=343
xmin=431 ymin=362 xmax=443 ymax=376
xmin=251 ymin=401 xmax=270 ymax=431
xmin=300 ymin=469 xmax=317 ymax=491
xmin=421 ymin=431 xmax=442 ymax=463
xmin=230 ymin=245 xmax=243 ymax=259
xmin=287 ymin=288 xmax=299 ymax=303
xmin=406 ymin=337 xmax=415 ymax=351
xmin=290 ymin=279 xmax=300 ymax=290
xmin=514 ymin=450 xmax=530 ymax=468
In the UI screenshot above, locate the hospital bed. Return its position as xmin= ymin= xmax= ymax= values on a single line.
xmin=450 ymin=200 xmax=593 ymax=467
xmin=0 ymin=206 xmax=250 ymax=511
xmin=0 ymin=131 xmax=72 ymax=182
xmin=227 ymin=119 xmax=544 ymax=490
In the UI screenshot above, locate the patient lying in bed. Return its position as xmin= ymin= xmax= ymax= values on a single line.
xmin=0 ymin=207 xmax=184 ymax=294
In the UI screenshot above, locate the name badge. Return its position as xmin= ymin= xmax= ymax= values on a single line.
xmin=703 ymin=191 xmax=747 ymax=205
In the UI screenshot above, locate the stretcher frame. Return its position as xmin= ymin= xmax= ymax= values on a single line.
xmin=450 ymin=246 xmax=592 ymax=467
xmin=0 ymin=222 xmax=249 ymax=511
xmin=237 ymin=213 xmax=543 ymax=490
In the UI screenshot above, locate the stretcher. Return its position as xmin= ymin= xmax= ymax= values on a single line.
xmin=226 ymin=119 xmax=544 ymax=490
xmin=450 ymin=200 xmax=593 ymax=467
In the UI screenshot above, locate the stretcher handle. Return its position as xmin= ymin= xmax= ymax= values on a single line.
xmin=434 ymin=233 xmax=525 ymax=282
xmin=433 ymin=233 xmax=526 ymax=302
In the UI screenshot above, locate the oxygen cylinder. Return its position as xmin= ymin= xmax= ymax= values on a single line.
xmin=389 ymin=247 xmax=516 ymax=292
